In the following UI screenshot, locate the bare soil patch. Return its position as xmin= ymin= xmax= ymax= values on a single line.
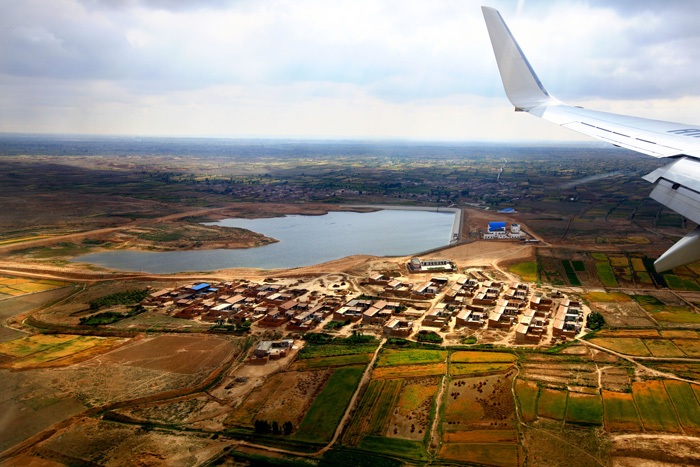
xmin=99 ymin=335 xmax=237 ymax=375
xmin=443 ymin=371 xmax=516 ymax=431
xmin=386 ymin=376 xmax=439 ymax=440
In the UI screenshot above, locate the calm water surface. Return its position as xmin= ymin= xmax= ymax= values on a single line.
xmin=72 ymin=210 xmax=455 ymax=273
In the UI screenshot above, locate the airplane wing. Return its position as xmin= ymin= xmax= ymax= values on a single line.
xmin=482 ymin=6 xmax=700 ymax=272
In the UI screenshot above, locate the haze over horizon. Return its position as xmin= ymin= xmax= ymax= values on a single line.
xmin=3 ymin=0 xmax=700 ymax=141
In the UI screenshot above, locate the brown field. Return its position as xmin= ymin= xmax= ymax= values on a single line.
xmin=443 ymin=371 xmax=516 ymax=431
xmin=121 ymin=395 xmax=230 ymax=429
xmin=660 ymin=330 xmax=699 ymax=339
xmin=439 ymin=442 xmax=520 ymax=467
xmin=520 ymin=362 xmax=598 ymax=387
xmin=600 ymin=366 xmax=631 ymax=392
xmin=386 ymin=376 xmax=439 ymax=440
xmin=443 ymin=429 xmax=518 ymax=443
xmin=596 ymin=329 xmax=660 ymax=338
xmin=37 ymin=417 xmax=226 ymax=466
xmin=226 ymin=370 xmax=330 ymax=429
xmin=100 ymin=335 xmax=237 ymax=374
xmin=674 ymin=339 xmax=700 ymax=357
xmin=632 ymin=381 xmax=682 ymax=433
xmin=589 ymin=302 xmax=655 ymax=328
xmin=372 ymin=363 xmax=446 ymax=379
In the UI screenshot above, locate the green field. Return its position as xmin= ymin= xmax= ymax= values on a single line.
xmin=508 ymin=261 xmax=537 ymax=282
xmin=376 ymin=348 xmax=447 ymax=367
xmin=357 ymin=435 xmax=427 ymax=461
xmin=565 ymin=393 xmax=603 ymax=425
xmin=298 ymin=343 xmax=378 ymax=359
xmin=632 ymin=381 xmax=682 ymax=432
xmin=515 ymin=380 xmax=539 ymax=422
xmin=537 ymin=388 xmax=567 ymax=420
xmin=632 ymin=296 xmax=700 ymax=324
xmin=293 ymin=365 xmax=365 ymax=443
xmin=588 ymin=337 xmax=651 ymax=356
xmin=664 ymin=381 xmax=700 ymax=432
xmin=602 ymin=391 xmax=642 ymax=432
xmin=595 ymin=261 xmax=618 ymax=287
xmin=343 ymin=379 xmax=402 ymax=445
xmin=294 ymin=353 xmax=372 ymax=370
xmin=642 ymin=339 xmax=685 ymax=358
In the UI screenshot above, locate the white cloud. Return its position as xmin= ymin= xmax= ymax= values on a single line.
xmin=2 ymin=0 xmax=700 ymax=139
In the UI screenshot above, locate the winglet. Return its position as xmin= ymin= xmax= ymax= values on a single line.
xmin=482 ymin=6 xmax=556 ymax=111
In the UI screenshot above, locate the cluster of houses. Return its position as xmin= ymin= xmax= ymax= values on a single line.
xmin=144 ymin=271 xmax=587 ymax=345
xmin=145 ymin=280 xmax=344 ymax=331
xmin=483 ymin=222 xmax=523 ymax=240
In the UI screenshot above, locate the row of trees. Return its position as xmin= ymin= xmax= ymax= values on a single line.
xmin=253 ymin=420 xmax=293 ymax=435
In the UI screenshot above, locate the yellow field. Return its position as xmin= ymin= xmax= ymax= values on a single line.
xmin=372 ymin=363 xmax=446 ymax=379
xmin=0 ymin=334 xmax=124 ymax=369
xmin=0 ymin=276 xmax=70 ymax=296
xmin=451 ymin=351 xmax=516 ymax=363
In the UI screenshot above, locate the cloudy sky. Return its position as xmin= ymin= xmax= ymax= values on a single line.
xmin=2 ymin=0 xmax=700 ymax=141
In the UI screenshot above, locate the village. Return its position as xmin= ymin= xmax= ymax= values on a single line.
xmin=143 ymin=256 xmax=590 ymax=362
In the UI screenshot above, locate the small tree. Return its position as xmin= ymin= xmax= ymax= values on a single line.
xmin=272 ymin=421 xmax=280 ymax=435
xmin=282 ymin=421 xmax=293 ymax=435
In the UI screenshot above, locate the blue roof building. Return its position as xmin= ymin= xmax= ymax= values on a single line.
xmin=191 ymin=283 xmax=210 ymax=292
xmin=488 ymin=222 xmax=506 ymax=232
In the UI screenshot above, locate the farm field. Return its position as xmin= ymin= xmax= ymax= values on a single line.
xmin=515 ymin=379 xmax=539 ymax=422
xmin=386 ymin=376 xmax=438 ymax=440
xmin=648 ymin=362 xmax=700 ymax=380
xmin=225 ymin=370 xmax=330 ymax=430
xmin=450 ymin=362 xmax=513 ymax=376
xmin=451 ymin=350 xmax=516 ymax=363
xmin=0 ymin=285 xmax=76 ymax=322
xmin=372 ymin=363 xmax=446 ymax=379
xmin=291 ymin=353 xmax=372 ymax=370
xmin=0 ymin=334 xmax=125 ymax=369
xmin=292 ymin=365 xmax=365 ymax=444
xmin=537 ymin=388 xmax=567 ymax=420
xmin=343 ymin=378 xmax=402 ymax=446
xmin=508 ymin=261 xmax=537 ymax=282
xmin=443 ymin=372 xmax=516 ymax=431
xmin=298 ymin=341 xmax=378 ymax=359
xmin=376 ymin=348 xmax=447 ymax=367
xmin=587 ymin=337 xmax=651 ymax=356
xmin=602 ymin=390 xmax=643 ymax=432
xmin=438 ymin=442 xmax=520 ymax=467
xmin=357 ymin=435 xmax=427 ymax=461
xmin=632 ymin=381 xmax=682 ymax=432
xmin=643 ymin=339 xmax=685 ymax=357
xmin=565 ymin=393 xmax=603 ymax=426
xmin=674 ymin=339 xmax=700 ymax=357
xmin=663 ymin=381 xmax=700 ymax=432
xmin=0 ymin=276 xmax=70 ymax=297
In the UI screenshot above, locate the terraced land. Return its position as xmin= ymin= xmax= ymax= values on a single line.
xmin=537 ymin=388 xmax=567 ymax=420
xmin=565 ymin=393 xmax=603 ymax=426
xmin=343 ymin=379 xmax=402 ymax=445
xmin=663 ymin=381 xmax=700 ymax=433
xmin=587 ymin=337 xmax=651 ymax=356
xmin=376 ymin=348 xmax=447 ymax=367
xmin=0 ymin=334 xmax=125 ymax=369
xmin=515 ymin=379 xmax=539 ymax=422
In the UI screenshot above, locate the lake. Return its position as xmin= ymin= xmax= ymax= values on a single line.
xmin=71 ymin=209 xmax=456 ymax=273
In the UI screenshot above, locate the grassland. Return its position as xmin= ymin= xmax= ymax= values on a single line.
xmin=673 ymin=339 xmax=700 ymax=357
xmin=298 ymin=342 xmax=379 ymax=359
xmin=508 ymin=261 xmax=537 ymax=282
xmin=376 ymin=349 xmax=447 ymax=367
xmin=587 ymin=337 xmax=651 ymax=356
xmin=632 ymin=381 xmax=682 ymax=432
xmin=293 ymin=365 xmax=365 ymax=444
xmin=602 ymin=390 xmax=642 ymax=432
xmin=565 ymin=393 xmax=603 ymax=426
xmin=537 ymin=388 xmax=567 ymax=420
